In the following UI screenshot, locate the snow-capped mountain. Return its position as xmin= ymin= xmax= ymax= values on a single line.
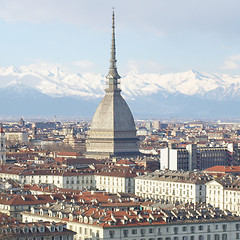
xmin=1 ymin=66 xmax=240 ymax=100
xmin=0 ymin=66 xmax=240 ymax=118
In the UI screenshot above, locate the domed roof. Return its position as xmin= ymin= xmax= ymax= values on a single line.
xmin=90 ymin=91 xmax=136 ymax=132
xmin=86 ymin=11 xmax=139 ymax=159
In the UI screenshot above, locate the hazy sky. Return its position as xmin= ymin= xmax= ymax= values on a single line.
xmin=0 ymin=0 xmax=239 ymax=75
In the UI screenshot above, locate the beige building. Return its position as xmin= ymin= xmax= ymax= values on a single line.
xmin=5 ymin=131 xmax=28 ymax=143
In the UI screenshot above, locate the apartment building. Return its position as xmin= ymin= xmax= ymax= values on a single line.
xmin=160 ymin=143 xmax=238 ymax=171
xmin=0 ymin=212 xmax=75 ymax=240
xmin=135 ymin=170 xmax=210 ymax=204
xmin=0 ymin=164 xmax=140 ymax=194
xmin=206 ymin=176 xmax=240 ymax=215
xmin=22 ymin=203 xmax=240 ymax=240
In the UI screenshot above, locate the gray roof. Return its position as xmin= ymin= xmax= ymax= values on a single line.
xmin=90 ymin=92 xmax=136 ymax=132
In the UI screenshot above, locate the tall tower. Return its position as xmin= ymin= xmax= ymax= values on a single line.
xmin=86 ymin=11 xmax=139 ymax=159
xmin=0 ymin=126 xmax=6 ymax=165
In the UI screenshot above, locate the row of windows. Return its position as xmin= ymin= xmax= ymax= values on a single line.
xmin=138 ymin=181 xmax=195 ymax=189
xmin=109 ymin=234 xmax=228 ymax=240
xmin=109 ymin=224 xmax=232 ymax=238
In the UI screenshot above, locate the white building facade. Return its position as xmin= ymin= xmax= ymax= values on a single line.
xmin=135 ymin=170 xmax=207 ymax=204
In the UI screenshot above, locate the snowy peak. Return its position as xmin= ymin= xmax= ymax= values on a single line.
xmin=0 ymin=80 xmax=48 ymax=99
xmin=0 ymin=66 xmax=240 ymax=101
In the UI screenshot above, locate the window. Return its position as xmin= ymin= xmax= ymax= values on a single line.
xmin=123 ymin=230 xmax=128 ymax=237
xmin=140 ymin=229 xmax=146 ymax=236
xmin=214 ymin=234 xmax=220 ymax=240
xmin=207 ymin=235 xmax=211 ymax=240
xmin=174 ymin=227 xmax=179 ymax=234
xmin=222 ymin=224 xmax=227 ymax=232
xmin=182 ymin=226 xmax=187 ymax=232
xmin=236 ymin=233 xmax=240 ymax=240
xmin=190 ymin=226 xmax=195 ymax=233
xmin=236 ymin=224 xmax=240 ymax=231
xmin=132 ymin=229 xmax=137 ymax=235
xmin=199 ymin=226 xmax=203 ymax=231
xmin=215 ymin=225 xmax=218 ymax=230
xmin=199 ymin=236 xmax=204 ymax=240
xmin=149 ymin=228 xmax=154 ymax=234
xmin=190 ymin=237 xmax=195 ymax=240
xmin=109 ymin=230 xmax=115 ymax=238
xmin=174 ymin=237 xmax=179 ymax=240
xmin=222 ymin=234 xmax=227 ymax=240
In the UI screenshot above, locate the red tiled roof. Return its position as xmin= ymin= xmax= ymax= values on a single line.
xmin=203 ymin=165 xmax=240 ymax=173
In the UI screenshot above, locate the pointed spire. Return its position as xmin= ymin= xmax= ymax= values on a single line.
xmin=106 ymin=9 xmax=121 ymax=92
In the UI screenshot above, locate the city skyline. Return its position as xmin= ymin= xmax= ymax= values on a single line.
xmin=0 ymin=0 xmax=239 ymax=75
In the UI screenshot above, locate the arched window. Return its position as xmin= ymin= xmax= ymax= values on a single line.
xmin=222 ymin=234 xmax=227 ymax=240
xmin=215 ymin=234 xmax=220 ymax=240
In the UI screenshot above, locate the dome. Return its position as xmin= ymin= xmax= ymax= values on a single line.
xmin=91 ymin=91 xmax=136 ymax=132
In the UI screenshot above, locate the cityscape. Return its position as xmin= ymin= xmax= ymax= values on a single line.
xmin=1 ymin=1 xmax=240 ymax=240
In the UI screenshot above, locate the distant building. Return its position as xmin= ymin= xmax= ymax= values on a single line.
xmin=160 ymin=143 xmax=238 ymax=171
xmin=160 ymin=144 xmax=197 ymax=171
xmin=34 ymin=121 xmax=57 ymax=130
xmin=5 ymin=131 xmax=28 ymax=144
xmin=0 ymin=127 xmax=6 ymax=164
xmin=152 ymin=120 xmax=160 ymax=130
xmin=18 ymin=117 xmax=25 ymax=127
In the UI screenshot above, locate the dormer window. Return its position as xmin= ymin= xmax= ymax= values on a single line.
xmin=58 ymin=225 xmax=63 ymax=231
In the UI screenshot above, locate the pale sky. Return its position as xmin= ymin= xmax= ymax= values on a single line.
xmin=0 ymin=0 xmax=239 ymax=75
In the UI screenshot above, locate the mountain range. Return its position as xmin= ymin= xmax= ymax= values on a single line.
xmin=0 ymin=66 xmax=240 ymax=119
